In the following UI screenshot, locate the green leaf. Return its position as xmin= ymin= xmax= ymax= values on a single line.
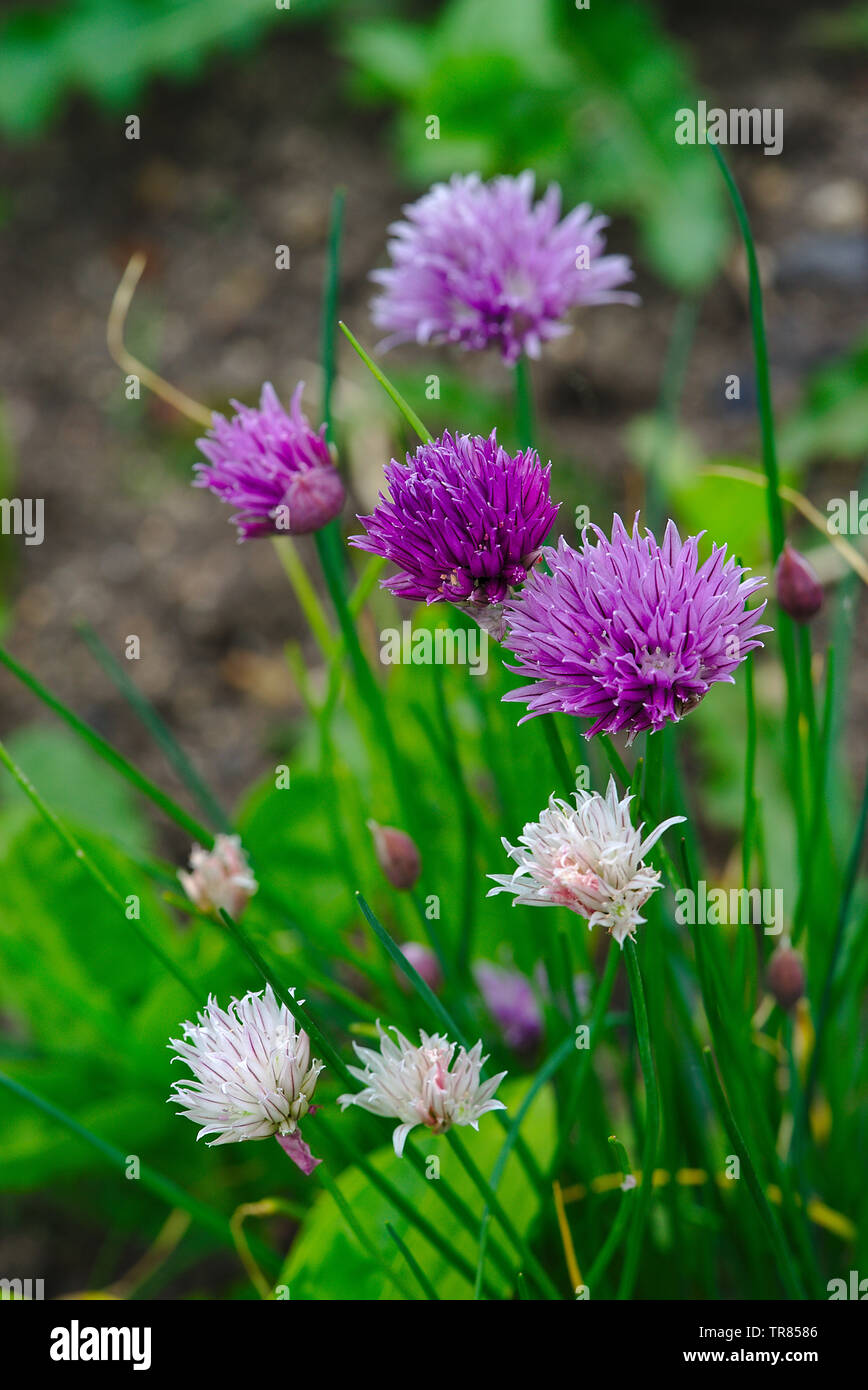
xmin=281 ymin=1078 xmax=555 ymax=1299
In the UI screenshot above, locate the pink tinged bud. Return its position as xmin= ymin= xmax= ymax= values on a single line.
xmin=278 ymin=465 xmax=346 ymax=535
xmin=395 ymin=942 xmax=443 ymax=994
xmin=775 ymin=542 xmax=823 ymax=623
xmin=178 ymin=834 xmax=258 ymax=922
xmin=367 ymin=820 xmax=422 ymax=890
xmin=276 ymin=1130 xmax=322 ymax=1176
xmin=767 ymin=946 xmax=805 ymax=1011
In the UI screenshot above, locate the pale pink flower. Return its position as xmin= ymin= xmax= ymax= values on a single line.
xmin=338 ymin=1024 xmax=506 ymax=1156
xmin=488 ymin=777 xmax=685 ymax=947
xmin=169 ymin=985 xmax=324 ymax=1173
xmin=178 ymin=834 xmax=257 ymax=921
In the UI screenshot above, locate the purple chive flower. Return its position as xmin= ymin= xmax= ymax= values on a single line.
xmin=350 ymin=430 xmax=558 ymax=638
xmin=503 ymin=515 xmax=771 ymax=742
xmin=473 ymin=961 xmax=543 ymax=1056
xmin=370 ymin=171 xmax=638 ymax=366
xmin=194 ymin=382 xmax=345 ymax=540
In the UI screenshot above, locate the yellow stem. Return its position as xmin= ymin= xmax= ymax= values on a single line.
xmin=107 ymin=252 xmax=213 ymax=429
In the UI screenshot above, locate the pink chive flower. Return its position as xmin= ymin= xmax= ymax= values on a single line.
xmin=194 ymin=382 xmax=345 ymax=540
xmin=350 ymin=429 xmax=558 ymax=638
xmin=503 ymin=515 xmax=771 ymax=743
xmin=488 ymin=777 xmax=685 ymax=948
xmin=338 ymin=1024 xmax=506 ymax=1156
xmin=169 ymin=985 xmax=324 ymax=1174
xmin=371 ymin=171 xmax=638 ymax=365
xmin=178 ymin=834 xmax=257 ymax=922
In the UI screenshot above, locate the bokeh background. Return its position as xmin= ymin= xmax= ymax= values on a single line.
xmin=1 ymin=0 xmax=866 ymax=1297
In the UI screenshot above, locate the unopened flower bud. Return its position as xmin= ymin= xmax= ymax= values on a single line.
xmin=394 ymin=942 xmax=443 ymax=994
xmin=474 ymin=960 xmax=542 ymax=1055
xmin=767 ymin=945 xmax=805 ymax=1011
xmin=775 ymin=542 xmax=823 ymax=623
xmin=367 ymin=820 xmax=421 ymax=890
xmin=178 ymin=834 xmax=258 ymax=921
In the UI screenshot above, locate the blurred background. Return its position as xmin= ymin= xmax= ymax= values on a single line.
xmin=0 ymin=0 xmax=866 ymax=1296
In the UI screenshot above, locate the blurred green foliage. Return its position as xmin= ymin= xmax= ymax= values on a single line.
xmin=0 ymin=0 xmax=315 ymax=136
xmin=344 ymin=0 xmax=730 ymax=289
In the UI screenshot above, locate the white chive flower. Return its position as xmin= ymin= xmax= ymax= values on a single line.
xmin=169 ymin=985 xmax=324 ymax=1173
xmin=178 ymin=833 xmax=258 ymax=921
xmin=487 ymin=776 xmax=685 ymax=947
xmin=338 ymin=1024 xmax=507 ymax=1157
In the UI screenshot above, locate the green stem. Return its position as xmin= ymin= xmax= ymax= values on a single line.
xmin=446 ymin=1130 xmax=561 ymax=1299
xmin=385 ymin=1222 xmax=441 ymax=1300
xmin=0 ymin=644 xmax=212 ymax=845
xmin=618 ymin=939 xmax=659 ymax=1298
xmin=550 ymin=939 xmax=621 ymax=1175
xmin=476 ymin=1033 xmax=575 ymax=1298
xmin=702 ymin=1049 xmax=805 ymax=1299
xmin=313 ymin=1166 xmax=416 ymax=1300
xmin=585 ymin=1136 xmax=637 ymax=1292
xmin=514 ymin=355 xmax=535 ymax=448
xmin=76 ymin=621 xmax=230 ymax=833
xmin=0 ymin=1070 xmax=279 ymax=1275
xmin=0 ymin=737 xmax=198 ymax=1000
xmin=319 ymin=1116 xmax=503 ymax=1298
xmin=338 ymin=321 xmax=433 ymax=444
xmin=710 ymin=144 xmax=804 ymax=851
xmin=710 ymin=146 xmax=784 ymax=557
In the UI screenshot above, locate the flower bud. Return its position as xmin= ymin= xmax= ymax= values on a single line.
xmin=281 ymin=464 xmax=346 ymax=535
xmin=394 ymin=942 xmax=443 ymax=994
xmin=178 ymin=834 xmax=258 ymax=921
xmin=775 ymin=542 xmax=823 ymax=623
xmin=473 ymin=960 xmax=542 ymax=1055
xmin=367 ymin=820 xmax=421 ymax=890
xmin=767 ymin=945 xmax=805 ymax=1011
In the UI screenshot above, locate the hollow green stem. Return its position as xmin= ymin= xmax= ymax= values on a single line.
xmin=618 ymin=939 xmax=659 ymax=1298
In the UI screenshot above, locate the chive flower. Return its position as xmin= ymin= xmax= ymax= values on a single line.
xmin=488 ymin=777 xmax=685 ymax=947
xmin=371 ymin=171 xmax=637 ymax=365
xmin=350 ymin=429 xmax=558 ymax=637
xmin=338 ymin=1025 xmax=506 ymax=1157
xmin=169 ymin=985 xmax=324 ymax=1173
xmin=194 ymin=382 xmax=344 ymax=540
xmin=502 ymin=516 xmax=771 ymax=741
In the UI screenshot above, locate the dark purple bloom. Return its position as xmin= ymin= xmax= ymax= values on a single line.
xmin=371 ymin=171 xmax=638 ymax=367
xmin=194 ymin=382 xmax=345 ymax=541
xmin=473 ymin=961 xmax=542 ymax=1056
xmin=350 ymin=430 xmax=558 ymax=635
xmin=503 ymin=515 xmax=771 ymax=742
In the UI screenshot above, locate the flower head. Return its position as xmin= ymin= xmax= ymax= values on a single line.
xmin=488 ymin=777 xmax=685 ymax=947
xmin=338 ymin=1024 xmax=506 ymax=1156
xmin=371 ymin=171 xmax=637 ymax=365
xmin=194 ymin=382 xmax=344 ymax=540
xmin=169 ymin=985 xmax=324 ymax=1172
xmin=178 ymin=834 xmax=257 ymax=922
xmin=350 ymin=429 xmax=558 ymax=636
xmin=503 ymin=516 xmax=771 ymax=741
